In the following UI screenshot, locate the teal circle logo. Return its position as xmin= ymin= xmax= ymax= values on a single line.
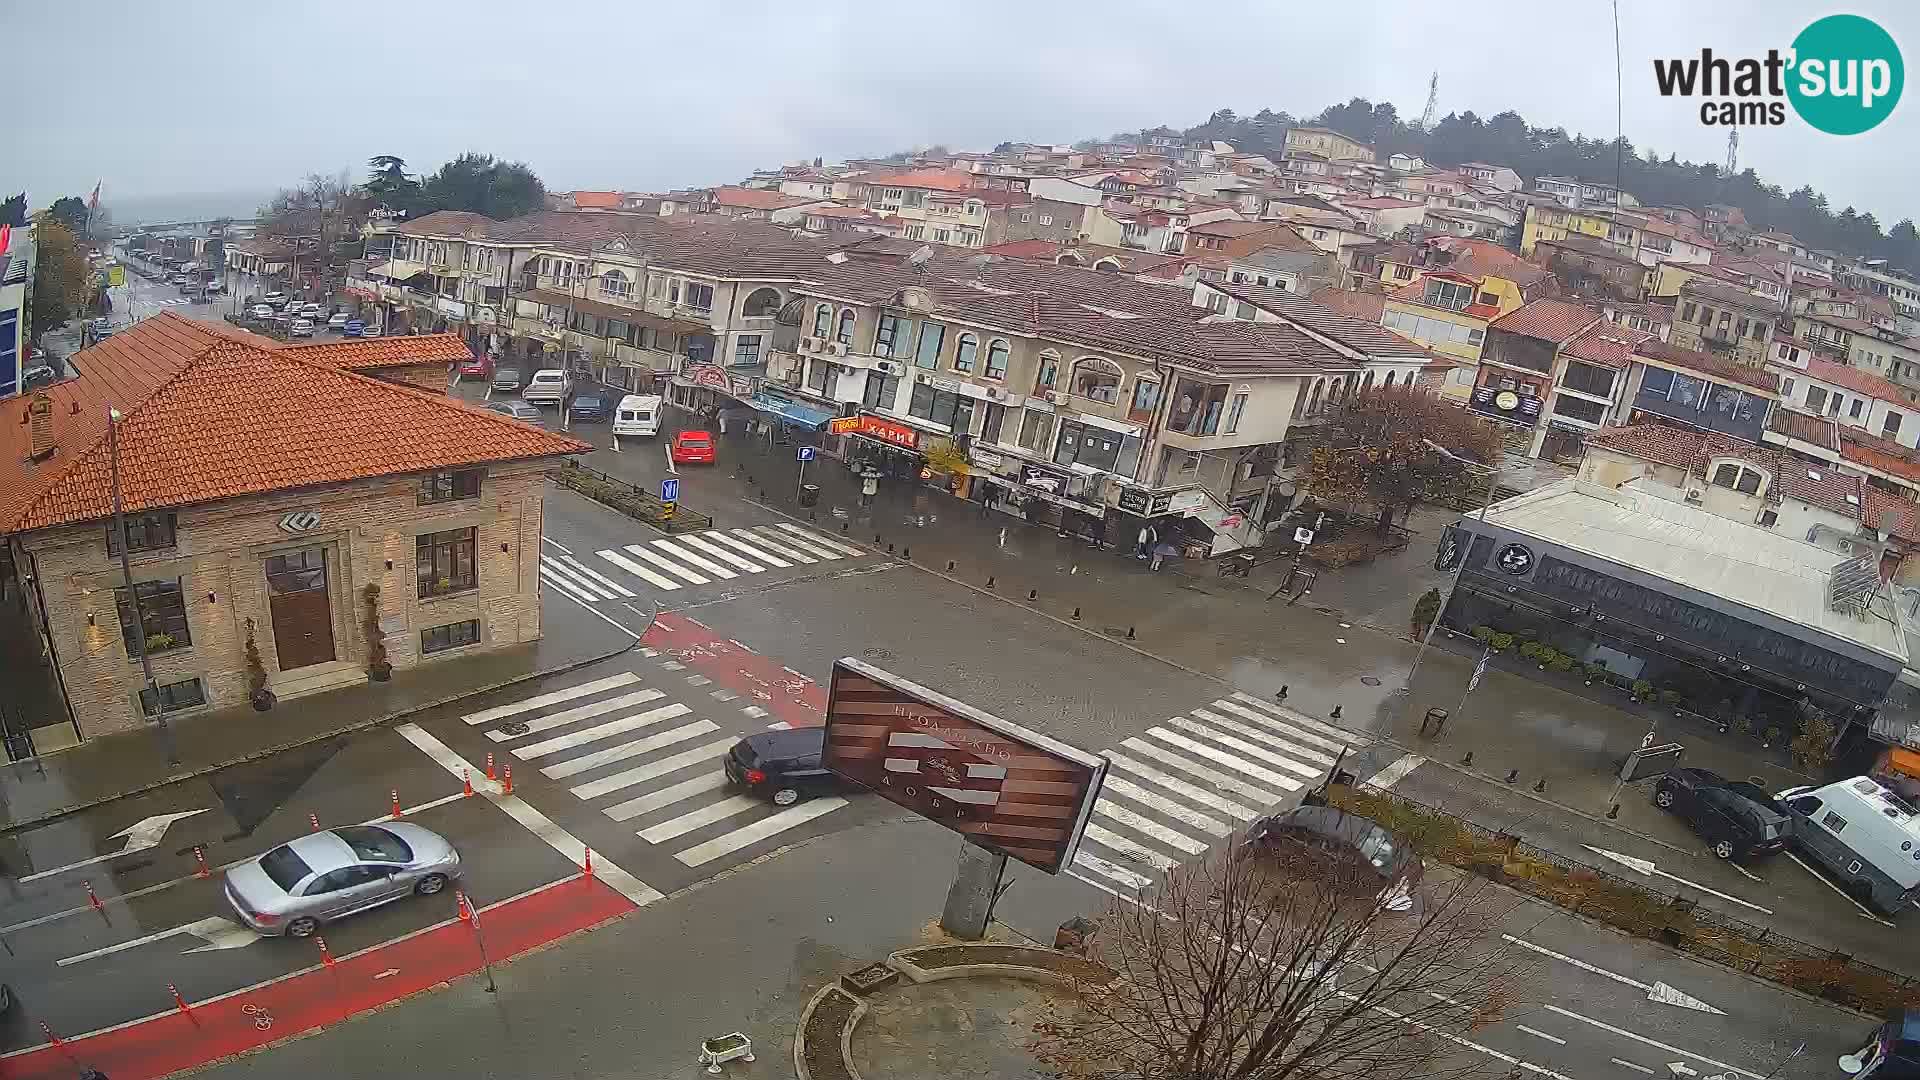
xmin=1788 ymin=14 xmax=1903 ymax=135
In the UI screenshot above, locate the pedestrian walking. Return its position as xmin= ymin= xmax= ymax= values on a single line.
xmin=1136 ymin=522 xmax=1157 ymax=560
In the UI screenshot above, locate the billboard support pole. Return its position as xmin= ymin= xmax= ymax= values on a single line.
xmin=940 ymin=840 xmax=1007 ymax=941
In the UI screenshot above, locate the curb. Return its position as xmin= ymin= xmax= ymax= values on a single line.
xmin=0 ymin=635 xmax=640 ymax=837
xmin=793 ymin=983 xmax=867 ymax=1080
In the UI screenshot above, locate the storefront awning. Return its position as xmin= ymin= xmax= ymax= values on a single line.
xmin=518 ymin=288 xmax=709 ymax=334
xmin=367 ymin=259 xmax=430 ymax=281
xmin=748 ymin=393 xmax=836 ymax=430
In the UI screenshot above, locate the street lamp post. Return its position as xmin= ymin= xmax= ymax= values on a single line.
xmin=1397 ymin=439 xmax=1502 ymax=698
xmin=109 ymin=408 xmax=179 ymax=766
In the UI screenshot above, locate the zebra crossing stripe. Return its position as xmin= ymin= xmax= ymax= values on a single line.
xmin=1166 ymin=717 xmax=1323 ymax=781
xmin=614 ymin=544 xmax=708 ymax=585
xmin=1210 ymin=699 xmax=1352 ymax=754
xmin=463 ymin=673 xmax=640 ymax=725
xmin=650 ymin=538 xmax=736 ymax=579
xmin=512 ymin=703 xmax=693 ymax=759
xmin=637 ymin=795 xmax=759 ymax=843
xmin=1118 ymin=737 xmax=1287 ymax=806
xmin=1190 ymin=708 xmax=1338 ymax=766
xmin=677 ymin=534 xmax=767 ymax=573
xmin=484 ymin=688 xmax=666 ymax=742
xmin=541 ymin=565 xmax=600 ymax=604
xmin=552 ymin=735 xmax=734 ymax=784
xmin=1072 ymin=851 xmax=1154 ymax=891
xmin=1228 ymin=693 xmax=1361 ymax=743
xmin=602 ymin=770 xmax=729 ymax=821
xmin=559 ymin=555 xmax=637 ymax=597
xmin=1082 ymin=822 xmax=1176 ymax=871
xmin=1099 ymin=775 xmax=1232 ymax=837
xmin=1105 ymin=752 xmax=1257 ymax=821
xmin=701 ymin=531 xmax=791 ymax=568
xmin=728 ymin=528 xmax=817 ymax=563
xmin=565 ymin=723 xmax=723 ymax=798
xmin=541 ymin=556 xmax=619 ymax=600
xmin=674 ymin=798 xmax=846 ymax=867
xmin=1094 ymin=801 xmax=1208 ymax=855
xmin=597 ymin=548 xmax=683 ymax=591
xmin=775 ymin=523 xmax=864 ymax=557
xmin=1145 ymin=728 xmax=1305 ymax=792
xmin=754 ymin=525 xmax=840 ymax=560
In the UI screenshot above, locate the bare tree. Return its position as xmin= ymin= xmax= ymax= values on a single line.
xmin=1034 ymin=820 xmax=1533 ymax=1080
xmin=259 ymin=170 xmax=368 ymax=293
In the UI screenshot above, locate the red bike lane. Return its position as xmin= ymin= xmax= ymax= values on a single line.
xmin=643 ymin=613 xmax=826 ymax=728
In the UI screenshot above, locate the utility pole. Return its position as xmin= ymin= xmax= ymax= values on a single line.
xmin=1397 ymin=440 xmax=1501 ymax=697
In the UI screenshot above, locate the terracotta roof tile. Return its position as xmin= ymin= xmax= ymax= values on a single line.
xmin=5 ymin=313 xmax=586 ymax=533
xmin=1768 ymin=408 xmax=1839 ymax=451
xmin=1562 ymin=322 xmax=1653 ymax=369
xmin=1488 ymin=299 xmax=1601 ymax=344
xmin=285 ymin=333 xmax=472 ymax=371
xmin=1864 ymin=487 xmax=1920 ymax=542
xmin=1838 ymin=429 xmax=1920 ymax=483
xmin=860 ymin=169 xmax=978 ymax=194
xmin=1802 ymin=356 xmax=1915 ymax=403
xmin=397 ymin=210 xmax=497 ymax=237
xmin=568 ymin=191 xmax=623 ymax=209
xmin=711 ymin=186 xmax=815 ymax=211
xmin=1310 ymin=287 xmax=1385 ymax=322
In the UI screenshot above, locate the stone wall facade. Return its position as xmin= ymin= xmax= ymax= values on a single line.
xmin=20 ymin=462 xmax=550 ymax=739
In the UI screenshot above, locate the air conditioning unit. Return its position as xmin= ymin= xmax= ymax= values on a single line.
xmin=874 ymin=359 xmax=906 ymax=377
xmin=1685 ymin=488 xmax=1704 ymax=503
xmin=829 ymin=341 xmax=850 ymax=356
xmin=1045 ymin=390 xmax=1067 ymax=405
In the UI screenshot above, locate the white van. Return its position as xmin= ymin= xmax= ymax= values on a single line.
xmin=612 ymin=394 xmax=663 ymax=437
xmin=1776 ymin=775 xmax=1920 ymax=915
xmin=521 ymin=368 xmax=573 ymax=406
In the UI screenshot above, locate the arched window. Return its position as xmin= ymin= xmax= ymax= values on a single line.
xmin=1362 ymin=371 xmax=1376 ymax=394
xmin=1307 ymin=378 xmax=1325 ymax=415
xmin=1092 ymin=257 xmax=1123 ymax=271
xmin=986 ymin=339 xmax=1010 ymax=380
xmin=812 ymin=304 xmax=832 ymax=337
xmin=742 ymin=288 xmax=782 ymax=318
xmin=599 ymin=269 xmax=631 ymax=299
xmin=835 ymin=308 xmax=856 ymax=345
xmin=1383 ymin=371 xmax=1398 ymax=389
xmin=1129 ymin=377 xmax=1162 ymax=419
xmin=1071 ymin=357 xmax=1125 ymax=404
xmin=953 ymin=334 xmax=979 ymax=373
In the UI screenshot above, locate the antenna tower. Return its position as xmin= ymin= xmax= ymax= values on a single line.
xmin=1725 ymin=127 xmax=1739 ymax=175
xmin=1418 ymin=71 xmax=1439 ymax=131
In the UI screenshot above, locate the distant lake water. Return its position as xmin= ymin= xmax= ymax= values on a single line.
xmin=108 ymin=190 xmax=274 ymax=227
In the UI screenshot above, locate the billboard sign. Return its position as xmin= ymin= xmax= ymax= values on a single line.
xmin=823 ymin=658 xmax=1106 ymax=874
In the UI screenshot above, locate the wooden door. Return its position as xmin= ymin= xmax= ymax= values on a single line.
xmin=266 ymin=547 xmax=336 ymax=671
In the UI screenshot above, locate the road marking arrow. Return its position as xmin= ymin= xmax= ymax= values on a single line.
xmin=1668 ymin=1064 xmax=1698 ymax=1078
xmin=20 ymin=809 xmax=211 ymax=883
xmin=1501 ymin=936 xmax=1724 ymax=1014
xmin=1581 ymin=845 xmax=1775 ymax=915
xmin=58 ymin=915 xmax=260 ymax=966
xmin=1647 ymin=981 xmax=1722 ymax=1013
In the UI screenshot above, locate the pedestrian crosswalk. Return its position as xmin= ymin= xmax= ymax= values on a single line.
xmin=1068 ymin=691 xmax=1362 ymax=893
xmin=459 ymin=669 xmax=848 ymax=869
xmin=539 ymin=524 xmax=868 ymax=603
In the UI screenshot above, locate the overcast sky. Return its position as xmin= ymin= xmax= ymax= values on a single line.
xmin=7 ymin=1 xmax=1913 ymax=225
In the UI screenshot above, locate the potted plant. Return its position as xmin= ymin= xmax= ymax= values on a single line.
xmin=1731 ymin=714 xmax=1754 ymax=739
xmin=1471 ymin=625 xmax=1494 ymax=646
xmin=1761 ymin=724 xmax=1783 ymax=750
xmin=144 ymin=631 xmax=177 ymax=652
xmin=243 ymin=619 xmax=275 ymax=711
xmin=362 ymin=583 xmax=392 ymax=681
xmin=1631 ymin=679 xmax=1655 ymax=704
xmin=1518 ymin=641 xmax=1542 ymax=663
xmin=1547 ymin=652 xmax=1576 ymax=674
xmin=1582 ymin=659 xmax=1608 ymax=685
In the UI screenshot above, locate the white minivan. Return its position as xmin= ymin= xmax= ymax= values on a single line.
xmin=611 ymin=394 xmax=663 ymax=437
xmin=521 ymin=368 xmax=573 ymax=406
xmin=1776 ymin=775 xmax=1920 ymax=915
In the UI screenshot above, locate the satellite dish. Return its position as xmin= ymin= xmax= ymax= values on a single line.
xmin=965 ymin=254 xmax=994 ymax=267
xmin=908 ymin=245 xmax=934 ymax=267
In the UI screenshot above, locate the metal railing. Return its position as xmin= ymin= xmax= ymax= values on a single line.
xmin=551 ymin=461 xmax=713 ymax=534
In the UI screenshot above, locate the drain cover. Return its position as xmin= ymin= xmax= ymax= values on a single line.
xmin=1361 ymin=676 xmax=1381 ymax=686
xmin=862 ymin=648 xmax=896 ymax=662
xmin=499 ymin=720 xmax=530 ymax=736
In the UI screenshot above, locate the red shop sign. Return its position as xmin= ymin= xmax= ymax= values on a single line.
xmin=858 ymin=415 xmax=920 ymax=450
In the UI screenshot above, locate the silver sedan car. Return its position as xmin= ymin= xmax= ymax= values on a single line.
xmin=223 ymin=824 xmax=462 ymax=938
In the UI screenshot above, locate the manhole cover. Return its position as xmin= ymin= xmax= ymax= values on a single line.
xmin=499 ymin=720 xmax=530 ymax=736
xmin=1361 ymin=676 xmax=1382 ymax=686
xmin=862 ymin=648 xmax=896 ymax=662
xmin=1312 ymin=605 xmax=1338 ymax=616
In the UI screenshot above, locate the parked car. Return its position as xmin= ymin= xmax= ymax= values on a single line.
xmin=567 ymin=391 xmax=613 ymax=424
xmin=484 ymin=400 xmax=544 ymax=423
xmin=1651 ymin=768 xmax=1792 ymax=860
xmin=491 ymin=366 xmax=525 ymax=393
xmin=288 ymin=318 xmax=316 ymax=338
xmin=724 ymin=728 xmax=846 ymax=806
xmin=1776 ymin=776 xmax=1920 ymax=914
xmin=520 ymin=367 xmax=573 ymax=406
xmin=206 ymin=278 xmax=225 ymax=293
xmin=1245 ymin=804 xmax=1422 ymax=915
xmin=222 ymin=824 xmax=462 ymax=938
xmin=250 ymin=304 xmax=275 ymax=320
xmin=343 ymin=319 xmax=366 ymax=337
xmin=457 ymin=354 xmax=492 ymax=379
xmin=358 ymin=324 xmax=382 ymax=338
xmin=22 ymin=364 xmax=57 ymax=391
xmin=1841 ymin=1010 xmax=1920 ymax=1078
xmin=327 ymin=312 xmax=350 ymax=330
xmin=263 ymin=292 xmax=287 ymax=305
xmin=300 ymin=302 xmax=325 ymax=320
xmin=669 ymin=429 xmax=717 ymax=465
xmin=612 ymin=393 xmax=663 ymax=437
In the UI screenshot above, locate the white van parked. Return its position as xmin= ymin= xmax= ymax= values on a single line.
xmin=1776 ymin=775 xmax=1920 ymax=915
xmin=611 ymin=394 xmax=663 ymax=437
xmin=520 ymin=368 xmax=573 ymax=406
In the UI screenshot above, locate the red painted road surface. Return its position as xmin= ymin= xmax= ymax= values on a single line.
xmin=2 ymin=876 xmax=633 ymax=1080
xmin=645 ymin=613 xmax=826 ymax=727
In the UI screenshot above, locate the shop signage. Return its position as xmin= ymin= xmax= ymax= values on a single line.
xmin=856 ymin=415 xmax=920 ymax=450
xmin=474 ymin=306 xmax=497 ymax=326
xmin=1117 ymin=487 xmax=1151 ymax=515
xmin=1165 ymin=489 xmax=1208 ymax=515
xmin=929 ymin=376 xmax=960 ymax=391
xmin=827 ymin=416 xmax=862 ymax=435
xmin=968 ymin=448 xmax=1004 ymax=471
xmin=1495 ymin=542 xmax=1536 ymax=576
xmin=729 ymin=375 xmax=756 ymax=399
xmin=1021 ymin=465 xmax=1064 ymax=494
xmin=685 ymin=364 xmax=731 ymax=391
xmin=435 ymin=297 xmax=467 ymax=319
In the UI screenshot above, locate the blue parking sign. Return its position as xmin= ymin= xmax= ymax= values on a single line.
xmin=797 ymin=446 xmax=815 ymax=462
xmin=660 ymin=477 xmax=680 ymax=502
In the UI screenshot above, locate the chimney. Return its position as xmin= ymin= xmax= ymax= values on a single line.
xmin=27 ymin=393 xmax=54 ymax=462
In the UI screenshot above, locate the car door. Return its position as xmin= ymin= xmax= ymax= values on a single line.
xmin=790 ymin=752 xmax=838 ymax=795
xmin=1691 ymin=789 xmax=1738 ymax=847
xmin=303 ymin=866 xmax=387 ymax=918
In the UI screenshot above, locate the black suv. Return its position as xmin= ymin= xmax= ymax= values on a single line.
xmin=1651 ymin=768 xmax=1792 ymax=860
xmin=724 ymin=729 xmax=843 ymax=807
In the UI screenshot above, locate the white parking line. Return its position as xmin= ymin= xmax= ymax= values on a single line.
xmin=1541 ymin=1005 xmax=1763 ymax=1080
xmin=1784 ymin=850 xmax=1897 ymax=926
xmin=1611 ymin=1059 xmax=1654 ymax=1075
xmin=1514 ymin=1025 xmax=1565 ymax=1045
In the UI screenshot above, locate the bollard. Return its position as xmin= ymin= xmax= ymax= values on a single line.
xmin=169 ymin=983 xmax=193 ymax=1015
xmin=759 ymin=489 xmax=766 ymax=500
xmin=1126 ymin=626 xmax=1135 ymax=640
xmin=193 ymin=846 xmax=211 ymax=879
xmin=901 ymin=547 xmax=909 ymax=559
xmin=486 ymin=751 xmax=497 ymax=781
xmin=887 ymin=543 xmax=895 ymax=553
xmin=503 ymin=765 xmax=514 ymax=795
xmin=1072 ymin=607 xmax=1081 ymax=620
xmin=309 ymin=812 xmax=321 ymax=832
xmin=390 ymin=789 xmax=403 ymax=819
xmin=842 ymin=522 xmax=849 ymax=533
xmin=874 ymin=533 xmax=882 ymax=544
xmin=809 ymin=512 xmax=816 ymax=522
xmin=946 ymin=560 xmax=956 ymax=572
xmin=1330 ymin=705 xmax=1342 ymax=720
xmin=1504 ymin=769 xmax=1519 ymax=784
xmin=1532 ymin=778 xmax=1546 ymax=794
xmin=463 ymin=769 xmax=473 ymax=797
xmin=1027 ymin=588 xmax=1038 ymax=601
xmin=38 ymin=1022 xmax=62 ymax=1048
xmin=85 ymin=880 xmax=103 ymax=912
xmin=583 ymin=848 xmax=595 ymax=877
xmin=316 ymin=935 xmax=335 ymax=968
xmin=986 ymin=576 xmax=995 ymax=589
xmin=457 ymin=890 xmax=474 ymax=924
xmin=1607 ymin=804 xmax=1620 ymax=820
xmin=1460 ymin=751 xmax=1474 ymax=766
xmin=1276 ymin=684 xmax=1289 ymax=700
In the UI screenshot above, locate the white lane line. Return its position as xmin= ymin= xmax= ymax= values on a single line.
xmin=767 ymin=721 xmax=792 ymax=730
xmin=56 ymin=917 xmax=247 ymax=967
xmin=1082 ymin=823 xmax=1176 ymax=871
xmin=674 ymin=798 xmax=846 ymax=867
xmin=540 ymin=535 xmax=574 ymax=555
xmin=553 ymin=732 xmax=735 ymax=784
xmin=1072 ymin=851 xmax=1154 ymax=891
xmin=604 ymin=771 xmax=729 ymax=822
xmin=638 ymin=795 xmax=760 ymax=843
xmin=1611 ymin=1059 xmax=1654 ymax=1075
xmin=512 ymin=703 xmax=693 ymax=759
xmin=616 ymin=544 xmax=709 ymax=586
xmin=1190 ymin=708 xmax=1337 ymax=766
xmin=1100 ymin=776 xmax=1231 ymax=837
xmin=566 ymin=723 xmax=723 ymax=799
xmin=775 ymin=523 xmax=865 ymax=557
xmin=396 ymin=723 xmax=662 ymax=907
xmin=462 ymin=672 xmax=640 ymax=725
xmin=1541 ymin=1006 xmax=1763 ymax=1080
xmin=679 ymin=533 xmax=768 ymax=573
xmin=597 ymin=548 xmax=684 ymax=591
xmin=1164 ymin=718 xmax=1323 ymax=781
xmin=1364 ymin=753 xmax=1426 ymax=792
xmin=650 ymin=538 xmax=737 ymax=579
xmin=742 ymin=705 xmax=768 ymax=718
xmin=484 ymin=688 xmax=665 ymax=742
xmin=701 ymin=530 xmax=791 ymax=568
xmin=1210 ymin=699 xmax=1354 ymax=754
xmin=1119 ymin=737 xmax=1290 ymax=805
xmin=541 ymin=557 xmax=617 ymax=600
xmin=1784 ymin=850 xmax=1896 ymax=925
xmin=1094 ymin=801 xmax=1208 ymax=854
xmin=1228 ymin=693 xmax=1362 ymax=743
xmin=754 ymin=525 xmax=840 ymax=560
xmin=1583 ymin=845 xmax=1776 ymax=915
xmin=559 ymin=555 xmax=636 ymax=597
xmin=1514 ymin=1025 xmax=1566 ymax=1046
xmin=1107 ymin=753 xmax=1257 ymax=821
xmin=728 ymin=528 xmax=816 ymax=563
xmin=541 ymin=565 xmax=603 ymax=604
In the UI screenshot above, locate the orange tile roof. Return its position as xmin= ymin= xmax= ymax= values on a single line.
xmin=1803 ymin=356 xmax=1916 ymax=404
xmin=1562 ymin=322 xmax=1653 ymax=369
xmin=1309 ymin=287 xmax=1385 ymax=322
xmin=711 ymin=186 xmax=814 ymax=211
xmin=285 ymin=333 xmax=472 ymax=371
xmin=1488 ymin=299 xmax=1601 ymax=344
xmin=569 ymin=190 xmax=623 ymax=209
xmin=862 ymin=169 xmax=978 ymax=194
xmin=5 ymin=313 xmax=587 ymax=533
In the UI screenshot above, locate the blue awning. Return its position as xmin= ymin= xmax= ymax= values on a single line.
xmin=748 ymin=393 xmax=836 ymax=430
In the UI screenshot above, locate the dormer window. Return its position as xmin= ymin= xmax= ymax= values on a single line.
xmin=1709 ymin=459 xmax=1767 ymax=496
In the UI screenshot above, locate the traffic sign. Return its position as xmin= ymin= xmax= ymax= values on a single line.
xmin=797 ymin=446 xmax=816 ymax=462
xmin=660 ymin=477 xmax=680 ymax=502
xmin=1293 ymin=526 xmax=1315 ymax=546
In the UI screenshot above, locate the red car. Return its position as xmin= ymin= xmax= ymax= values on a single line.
xmin=458 ymin=354 xmax=492 ymax=379
xmin=670 ymin=430 xmax=717 ymax=465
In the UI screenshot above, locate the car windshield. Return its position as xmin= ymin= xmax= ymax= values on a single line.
xmin=683 ymin=436 xmax=710 ymax=447
xmin=258 ymin=845 xmax=313 ymax=892
xmin=334 ymin=825 xmax=413 ymax=863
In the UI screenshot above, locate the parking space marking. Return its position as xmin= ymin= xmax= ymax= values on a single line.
xmin=1611 ymin=1059 xmax=1654 ymax=1074
xmin=1783 ymin=850 xmax=1896 ymax=926
xmin=1514 ymin=1025 xmax=1565 ymax=1045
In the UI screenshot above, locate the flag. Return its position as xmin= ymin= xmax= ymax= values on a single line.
xmin=88 ymin=182 xmax=101 ymax=212
xmin=0 ymin=223 xmax=10 ymax=255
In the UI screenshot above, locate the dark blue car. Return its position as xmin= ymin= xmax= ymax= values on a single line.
xmin=567 ymin=392 xmax=612 ymax=423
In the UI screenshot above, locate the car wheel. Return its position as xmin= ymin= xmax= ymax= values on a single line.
xmin=285 ymin=916 xmax=319 ymax=939
xmin=415 ymin=873 xmax=448 ymax=896
xmin=1653 ymin=787 xmax=1675 ymax=809
xmin=771 ymin=787 xmax=802 ymax=807
xmin=1711 ymin=839 xmax=1735 ymax=859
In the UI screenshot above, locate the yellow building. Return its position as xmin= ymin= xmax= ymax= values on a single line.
xmin=1520 ymin=204 xmax=1636 ymax=257
xmin=1375 ymin=238 xmax=1557 ymax=363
